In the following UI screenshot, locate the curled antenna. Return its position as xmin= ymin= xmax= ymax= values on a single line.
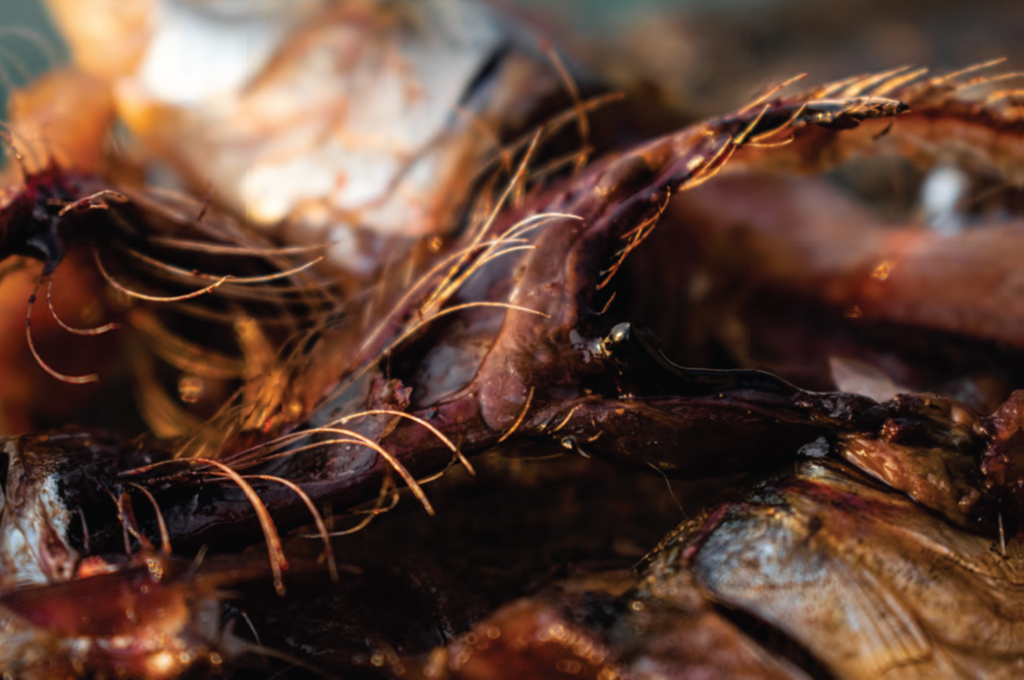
xmin=56 ymin=190 xmax=129 ymax=217
xmin=122 ymin=458 xmax=289 ymax=596
xmin=243 ymin=474 xmax=339 ymax=582
xmin=94 ymin=246 xmax=324 ymax=301
xmin=870 ymin=67 xmax=929 ymax=97
xmin=121 ymin=248 xmax=325 ymax=285
xmin=46 ymin=273 xmax=117 ymax=336
xmin=125 ymin=481 xmax=172 ymax=554
xmin=839 ymin=65 xmax=915 ymax=98
xmin=455 ymin=103 xmax=514 ymax=174
xmin=419 ymin=131 xmax=544 ymax=315
xmin=398 ymin=301 xmax=549 ymax=341
xmin=94 ymin=247 xmax=233 ymax=302
xmin=934 ymin=57 xmax=1008 ymax=85
xmin=540 ymin=39 xmax=591 ymax=172
xmin=246 ymin=426 xmax=435 ymax=515
xmin=322 ymin=409 xmax=471 ymax=475
xmin=475 ymin=92 xmax=624 ymax=180
xmin=350 ymin=235 xmax=535 ymax=362
xmin=25 ymin=275 xmax=100 ymax=384
xmin=598 ymin=189 xmax=671 ymax=290
xmin=498 ymin=386 xmax=534 ymax=444
xmin=228 ymin=437 xmax=367 ymax=469
xmin=145 ymin=236 xmax=333 ymax=256
xmin=219 ymin=622 xmax=338 ymax=680
xmin=111 ymin=490 xmax=154 ymax=553
xmin=194 ymin=458 xmax=290 ymax=595
xmin=426 ymin=212 xmax=580 ymax=312
xmin=738 ymin=73 xmax=808 ymax=114
xmin=300 ymin=478 xmax=399 ymax=539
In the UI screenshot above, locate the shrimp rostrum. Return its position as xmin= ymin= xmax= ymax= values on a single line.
xmin=4 ymin=63 xmax=1024 ymax=678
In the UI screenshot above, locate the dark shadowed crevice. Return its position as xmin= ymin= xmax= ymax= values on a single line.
xmin=711 ymin=602 xmax=838 ymax=680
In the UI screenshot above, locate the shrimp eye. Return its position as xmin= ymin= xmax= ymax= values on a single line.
xmin=598 ymin=322 xmax=632 ymax=357
xmin=606 ymin=322 xmax=632 ymax=346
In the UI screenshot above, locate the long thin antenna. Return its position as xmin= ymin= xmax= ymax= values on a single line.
xmin=25 ymin=275 xmax=100 ymax=384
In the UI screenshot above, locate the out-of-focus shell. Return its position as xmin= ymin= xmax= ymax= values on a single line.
xmin=5 ymin=68 xmax=115 ymax=173
xmin=44 ymin=0 xmax=559 ymax=273
xmin=43 ymin=0 xmax=154 ymax=81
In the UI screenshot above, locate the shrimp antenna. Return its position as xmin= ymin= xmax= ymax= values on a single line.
xmin=540 ymin=39 xmax=590 ymax=172
xmin=738 ymin=73 xmax=808 ymax=114
xmin=299 ymin=478 xmax=399 ymax=538
xmin=145 ymin=236 xmax=332 ymax=257
xmin=124 ymin=458 xmax=289 ymax=595
xmin=321 ymin=409 xmax=470 ymax=474
xmin=25 ymin=275 xmax=100 ymax=384
xmin=120 ymin=247 xmax=324 ymax=285
xmin=115 ymin=491 xmax=155 ymax=552
xmin=46 ymin=273 xmax=118 ymax=335
xmin=93 ymin=247 xmax=232 ymax=302
xmin=125 ymin=481 xmax=172 ymax=554
xmin=95 ymin=246 xmax=324 ymax=302
xmin=197 ymin=459 xmax=289 ymax=595
xmin=219 ymin=623 xmax=338 ymax=680
xmin=455 ymin=104 xmax=514 ymax=174
xmin=238 ymin=426 xmax=435 ymax=515
xmin=245 ymin=474 xmax=339 ymax=582
xmin=933 ymin=57 xmax=1008 ymax=86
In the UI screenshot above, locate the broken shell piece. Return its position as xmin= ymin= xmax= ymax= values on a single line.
xmin=97 ymin=0 xmax=559 ymax=272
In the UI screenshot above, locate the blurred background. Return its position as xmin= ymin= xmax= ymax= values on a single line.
xmin=2 ymin=0 xmax=1023 ymax=121
xmin=0 ymin=0 xmax=65 ymax=109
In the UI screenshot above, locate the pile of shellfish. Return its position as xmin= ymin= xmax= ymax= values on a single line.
xmin=1 ymin=1 xmax=1024 ymax=678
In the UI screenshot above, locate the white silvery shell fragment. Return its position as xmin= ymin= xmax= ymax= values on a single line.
xmin=0 ymin=440 xmax=77 ymax=589
xmin=136 ymin=0 xmax=320 ymax=106
xmin=797 ymin=436 xmax=829 ymax=459
xmin=920 ymin=164 xmax=969 ymax=236
xmin=829 ymin=356 xmax=904 ymax=403
xmin=112 ymin=0 xmax=543 ymax=269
